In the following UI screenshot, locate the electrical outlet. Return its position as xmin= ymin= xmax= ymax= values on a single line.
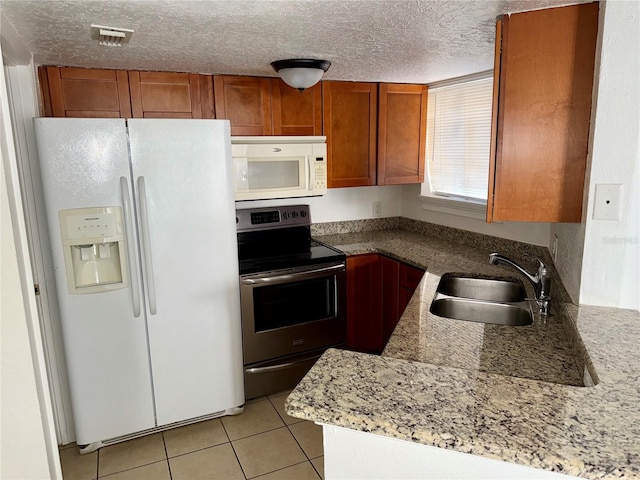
xmin=373 ymin=202 xmax=382 ymax=218
xmin=593 ymin=184 xmax=623 ymax=220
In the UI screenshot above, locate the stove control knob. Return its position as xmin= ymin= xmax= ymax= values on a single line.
xmin=282 ymin=212 xmax=290 ymax=220
xmin=300 ymin=210 xmax=307 ymax=218
xmin=291 ymin=211 xmax=298 ymax=218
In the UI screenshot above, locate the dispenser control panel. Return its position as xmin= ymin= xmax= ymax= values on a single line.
xmin=64 ymin=212 xmax=120 ymax=239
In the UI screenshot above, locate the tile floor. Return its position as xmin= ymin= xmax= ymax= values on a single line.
xmin=59 ymin=391 xmax=324 ymax=480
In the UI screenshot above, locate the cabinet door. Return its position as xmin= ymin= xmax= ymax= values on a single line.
xmin=381 ymin=256 xmax=401 ymax=346
xmin=399 ymin=262 xmax=425 ymax=313
xmin=323 ymin=82 xmax=377 ymax=187
xmin=347 ymin=254 xmax=383 ymax=354
xmin=213 ymin=76 xmax=272 ymax=135
xmin=377 ymin=84 xmax=428 ymax=185
xmin=40 ymin=66 xmax=131 ymax=118
xmin=488 ymin=3 xmax=599 ymax=222
xmin=129 ymin=71 xmax=211 ymax=119
xmin=400 ymin=262 xmax=424 ymax=291
xmin=271 ymin=79 xmax=322 ymax=135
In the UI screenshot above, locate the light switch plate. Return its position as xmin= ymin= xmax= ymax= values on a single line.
xmin=593 ymin=184 xmax=623 ymax=220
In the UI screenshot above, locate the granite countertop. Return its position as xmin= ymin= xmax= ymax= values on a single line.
xmin=286 ymin=224 xmax=640 ymax=479
xmin=384 ymin=273 xmax=583 ymax=386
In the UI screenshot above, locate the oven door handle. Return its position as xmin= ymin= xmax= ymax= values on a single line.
xmin=241 ymin=263 xmax=345 ymax=285
xmin=245 ymin=353 xmax=323 ymax=374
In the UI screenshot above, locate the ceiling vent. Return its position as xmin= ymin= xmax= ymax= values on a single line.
xmin=90 ymin=25 xmax=134 ymax=47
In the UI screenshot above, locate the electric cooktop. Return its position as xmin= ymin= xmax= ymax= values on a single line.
xmin=236 ymin=205 xmax=345 ymax=276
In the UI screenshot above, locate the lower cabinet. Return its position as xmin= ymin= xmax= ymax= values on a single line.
xmin=347 ymin=254 xmax=383 ymax=354
xmin=347 ymin=254 xmax=424 ymax=354
xmin=381 ymin=256 xmax=401 ymax=345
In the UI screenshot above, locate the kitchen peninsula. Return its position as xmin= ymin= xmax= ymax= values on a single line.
xmin=286 ymin=219 xmax=640 ymax=479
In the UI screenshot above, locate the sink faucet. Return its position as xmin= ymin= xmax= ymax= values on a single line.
xmin=488 ymin=253 xmax=552 ymax=316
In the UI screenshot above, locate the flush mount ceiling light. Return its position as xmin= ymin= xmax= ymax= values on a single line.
xmin=271 ymin=59 xmax=331 ymax=92
xmin=90 ymin=24 xmax=134 ymax=47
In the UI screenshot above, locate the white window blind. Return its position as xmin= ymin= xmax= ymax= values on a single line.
xmin=425 ymin=76 xmax=493 ymax=202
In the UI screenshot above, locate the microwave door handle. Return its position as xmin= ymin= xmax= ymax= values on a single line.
xmin=245 ymin=352 xmax=324 ymax=374
xmin=307 ymin=155 xmax=313 ymax=189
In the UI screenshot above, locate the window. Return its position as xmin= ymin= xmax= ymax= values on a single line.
xmin=421 ymin=74 xmax=494 ymax=213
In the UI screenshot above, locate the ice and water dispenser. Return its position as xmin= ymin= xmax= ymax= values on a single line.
xmin=59 ymin=207 xmax=129 ymax=294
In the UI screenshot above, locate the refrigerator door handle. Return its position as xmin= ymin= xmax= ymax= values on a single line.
xmin=137 ymin=176 xmax=158 ymax=315
xmin=120 ymin=177 xmax=141 ymax=317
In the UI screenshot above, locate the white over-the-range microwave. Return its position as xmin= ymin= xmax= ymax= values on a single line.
xmin=231 ymin=136 xmax=327 ymax=201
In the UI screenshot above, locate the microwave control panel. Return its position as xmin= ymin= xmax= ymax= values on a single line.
xmin=313 ymin=157 xmax=326 ymax=191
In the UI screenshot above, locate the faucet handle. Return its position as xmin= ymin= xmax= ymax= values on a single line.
xmin=535 ymin=257 xmax=550 ymax=275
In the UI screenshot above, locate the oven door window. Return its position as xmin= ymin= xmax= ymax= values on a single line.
xmin=253 ymin=276 xmax=336 ymax=332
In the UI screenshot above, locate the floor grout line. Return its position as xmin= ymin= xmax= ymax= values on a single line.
xmin=266 ymin=393 xmax=304 ymax=427
xmin=309 ymin=457 xmax=323 ymax=480
xmin=97 ymin=459 xmax=168 ymax=479
xmin=165 ymin=440 xmax=231 ymax=460
xmin=286 ymin=423 xmax=312 ymax=461
xmin=226 ymin=423 xmax=289 ymax=443
xmin=221 ymin=417 xmax=249 ymax=480
xmin=162 ymin=432 xmax=173 ymax=480
xmin=248 ymin=460 xmax=313 ymax=480
xmin=96 ymin=447 xmax=100 ymax=480
xmin=266 ymin=395 xmax=287 ymax=424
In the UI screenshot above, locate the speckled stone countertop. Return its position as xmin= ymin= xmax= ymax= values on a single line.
xmin=385 ymin=273 xmax=583 ymax=386
xmin=286 ymin=223 xmax=640 ymax=479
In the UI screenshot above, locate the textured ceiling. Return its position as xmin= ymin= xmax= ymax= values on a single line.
xmin=0 ymin=0 xmax=590 ymax=84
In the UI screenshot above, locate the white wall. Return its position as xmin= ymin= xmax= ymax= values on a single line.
xmin=561 ymin=0 xmax=639 ymax=310
xmin=1 ymin=75 xmax=59 ymax=480
xmin=4 ymin=60 xmax=77 ymax=444
xmin=1 ymin=154 xmax=52 ymax=480
xmin=400 ymin=184 xmax=552 ymax=246
xmin=239 ymin=181 xmax=553 ymax=247
xmin=1 ymin=23 xmax=61 ymax=480
xmin=235 ymin=185 xmax=404 ymax=222
xmin=323 ymin=424 xmax=578 ymax=480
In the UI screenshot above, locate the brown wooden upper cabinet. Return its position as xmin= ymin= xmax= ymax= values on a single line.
xmin=270 ymin=79 xmax=322 ymax=136
xmin=487 ymin=2 xmax=599 ymax=223
xmin=323 ymin=81 xmax=427 ymax=188
xmin=323 ymin=81 xmax=378 ymax=187
xmin=377 ymin=84 xmax=428 ymax=185
xmin=213 ymin=76 xmax=272 ymax=135
xmin=39 ymin=66 xmax=132 ymax=118
xmin=129 ymin=71 xmax=213 ymax=119
xmin=39 ymin=67 xmax=213 ymax=119
xmin=213 ymin=75 xmax=322 ymax=136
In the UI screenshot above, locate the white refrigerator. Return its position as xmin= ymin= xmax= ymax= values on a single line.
xmin=34 ymin=118 xmax=244 ymax=451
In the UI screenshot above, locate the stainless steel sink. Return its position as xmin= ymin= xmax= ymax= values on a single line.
xmin=430 ymin=273 xmax=533 ymax=326
xmin=435 ymin=275 xmax=526 ymax=303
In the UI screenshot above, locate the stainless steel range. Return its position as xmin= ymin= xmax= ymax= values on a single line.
xmin=236 ymin=205 xmax=346 ymax=399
